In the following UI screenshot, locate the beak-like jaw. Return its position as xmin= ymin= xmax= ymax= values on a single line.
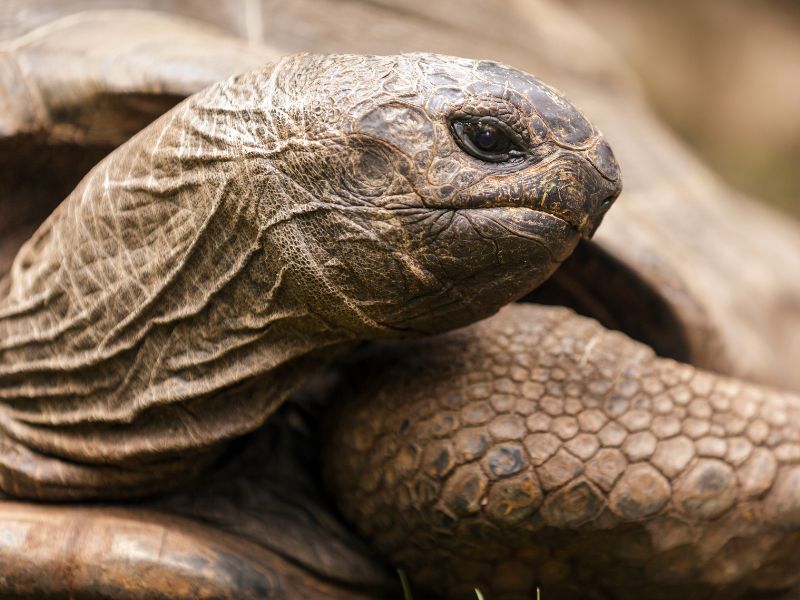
xmin=580 ymin=137 xmax=623 ymax=237
xmin=527 ymin=155 xmax=623 ymax=240
xmin=577 ymin=178 xmax=622 ymax=239
xmin=539 ymin=141 xmax=622 ymax=239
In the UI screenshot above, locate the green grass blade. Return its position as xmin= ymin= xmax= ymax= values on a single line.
xmin=398 ymin=569 xmax=413 ymax=600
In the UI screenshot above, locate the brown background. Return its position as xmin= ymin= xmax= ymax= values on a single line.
xmin=567 ymin=0 xmax=800 ymax=219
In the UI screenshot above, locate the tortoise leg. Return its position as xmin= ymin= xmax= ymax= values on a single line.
xmin=324 ymin=303 xmax=800 ymax=600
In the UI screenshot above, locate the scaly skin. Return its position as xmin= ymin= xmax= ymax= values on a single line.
xmin=0 ymin=53 xmax=620 ymax=496
xmin=325 ymin=303 xmax=800 ymax=599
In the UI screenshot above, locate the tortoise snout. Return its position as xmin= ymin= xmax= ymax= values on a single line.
xmin=579 ymin=137 xmax=622 ymax=238
xmin=578 ymin=176 xmax=621 ymax=238
xmin=598 ymin=174 xmax=623 ymax=212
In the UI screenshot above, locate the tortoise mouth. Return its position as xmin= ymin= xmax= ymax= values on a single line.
xmin=454 ymin=194 xmax=592 ymax=236
xmin=525 ymin=238 xmax=693 ymax=363
xmin=456 ymin=206 xmax=580 ymax=264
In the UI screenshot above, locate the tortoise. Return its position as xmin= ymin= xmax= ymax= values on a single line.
xmin=1 ymin=3 xmax=800 ymax=600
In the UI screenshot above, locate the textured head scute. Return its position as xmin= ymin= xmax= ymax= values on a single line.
xmin=248 ymin=53 xmax=621 ymax=334
xmin=474 ymin=60 xmax=597 ymax=149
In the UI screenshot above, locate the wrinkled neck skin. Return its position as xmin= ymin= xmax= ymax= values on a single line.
xmin=0 ymin=55 xmax=579 ymax=488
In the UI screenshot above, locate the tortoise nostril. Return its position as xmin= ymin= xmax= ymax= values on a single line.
xmin=601 ymin=195 xmax=615 ymax=208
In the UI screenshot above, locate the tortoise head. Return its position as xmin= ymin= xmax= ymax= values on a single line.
xmin=0 ymin=52 xmax=621 ymax=497
xmin=246 ymin=54 xmax=622 ymax=335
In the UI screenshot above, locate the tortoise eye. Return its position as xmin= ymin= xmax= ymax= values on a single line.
xmin=451 ymin=118 xmax=524 ymax=162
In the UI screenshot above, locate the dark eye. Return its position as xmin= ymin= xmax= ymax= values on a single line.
xmin=450 ymin=118 xmax=524 ymax=163
xmin=474 ymin=125 xmax=501 ymax=151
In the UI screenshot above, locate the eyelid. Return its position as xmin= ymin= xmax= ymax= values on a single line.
xmin=449 ymin=116 xmax=527 ymax=162
xmin=474 ymin=116 xmax=523 ymax=140
xmin=449 ymin=102 xmax=532 ymax=143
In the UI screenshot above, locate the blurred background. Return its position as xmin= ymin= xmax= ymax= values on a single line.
xmin=567 ymin=0 xmax=800 ymax=219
